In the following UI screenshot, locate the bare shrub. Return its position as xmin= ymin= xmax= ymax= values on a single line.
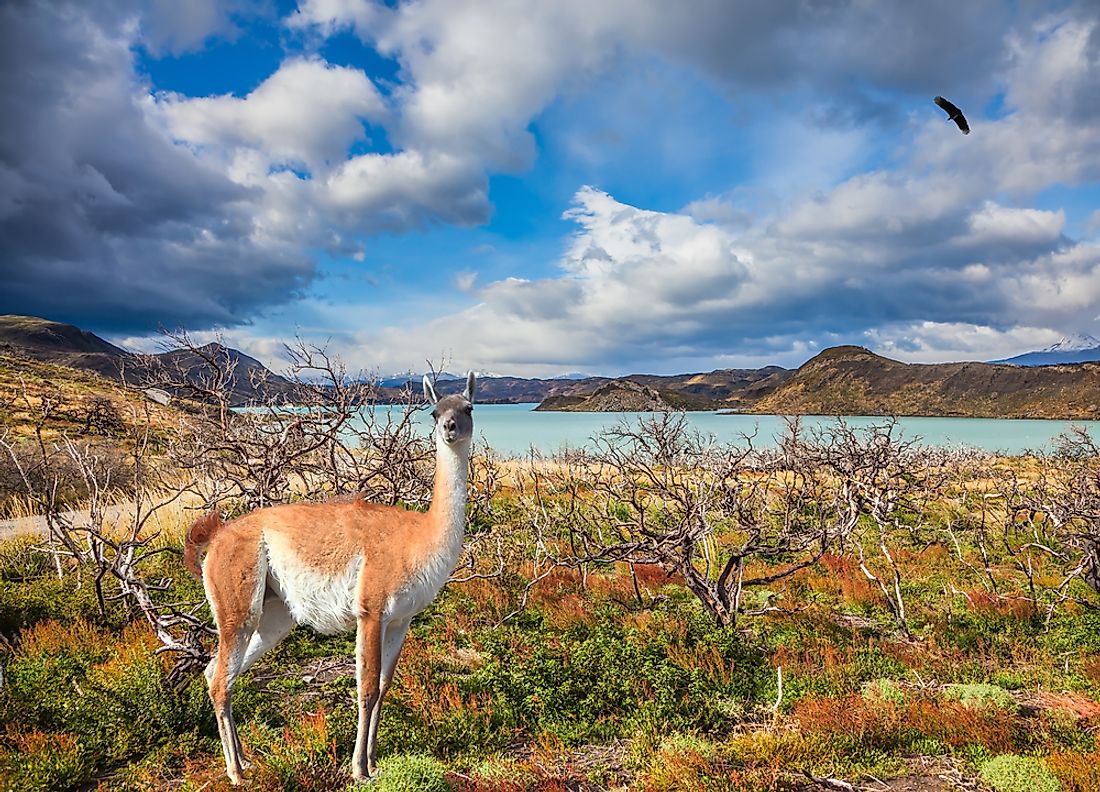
xmin=0 ymin=436 xmax=133 ymax=516
xmin=136 ymin=331 xmax=435 ymax=514
xmin=788 ymin=419 xmax=947 ymax=638
xmin=79 ymin=396 xmax=126 ymax=436
xmin=1 ymin=394 xmax=212 ymax=676
xmin=516 ymin=415 xmax=965 ymax=634
xmin=993 ymin=427 xmax=1100 ymax=620
xmin=520 ymin=413 xmax=861 ymax=627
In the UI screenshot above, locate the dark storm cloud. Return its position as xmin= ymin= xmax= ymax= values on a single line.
xmin=644 ymin=0 xmax=1027 ymax=117
xmin=0 ymin=1 xmax=315 ymax=333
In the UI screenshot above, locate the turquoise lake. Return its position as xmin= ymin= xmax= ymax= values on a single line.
xmin=368 ymin=403 xmax=1100 ymax=457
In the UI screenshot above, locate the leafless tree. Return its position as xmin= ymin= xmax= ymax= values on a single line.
xmin=1 ymin=379 xmax=108 ymax=573
xmin=1 ymin=391 xmax=212 ymax=678
xmin=133 ymin=331 xmax=440 ymax=515
xmin=515 ymin=415 xmax=967 ymax=635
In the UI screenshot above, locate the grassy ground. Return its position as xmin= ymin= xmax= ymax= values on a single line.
xmin=1 ymin=485 xmax=1098 ymax=792
xmin=0 ymin=353 xmax=182 ymax=444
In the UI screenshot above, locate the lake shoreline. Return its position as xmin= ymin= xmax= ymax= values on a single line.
xmin=344 ymin=403 xmax=1100 ymax=457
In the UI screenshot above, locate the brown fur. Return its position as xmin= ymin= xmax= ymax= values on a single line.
xmin=184 ymin=511 xmax=223 ymax=579
xmin=201 ymin=499 xmax=442 ymax=613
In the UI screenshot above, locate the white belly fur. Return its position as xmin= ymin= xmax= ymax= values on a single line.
xmin=262 ymin=528 xmax=462 ymax=634
xmin=263 ymin=531 xmax=362 ymax=635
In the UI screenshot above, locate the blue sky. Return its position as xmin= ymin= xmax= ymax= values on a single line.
xmin=3 ymin=1 xmax=1100 ymax=377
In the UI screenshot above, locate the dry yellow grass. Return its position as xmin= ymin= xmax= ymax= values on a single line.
xmin=0 ymin=353 xmax=180 ymax=442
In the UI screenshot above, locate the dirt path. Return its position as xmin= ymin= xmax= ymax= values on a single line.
xmin=0 ymin=511 xmax=65 ymax=539
xmin=0 ymin=503 xmax=184 ymax=541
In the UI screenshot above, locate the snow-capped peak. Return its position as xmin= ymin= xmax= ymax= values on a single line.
xmin=1040 ymin=334 xmax=1100 ymax=353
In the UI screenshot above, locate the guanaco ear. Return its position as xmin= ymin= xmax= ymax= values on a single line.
xmin=463 ymin=371 xmax=477 ymax=403
xmin=423 ymin=375 xmax=440 ymax=405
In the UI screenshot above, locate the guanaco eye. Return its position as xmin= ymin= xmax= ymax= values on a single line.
xmin=430 ymin=409 xmax=438 ymax=420
xmin=464 ymin=404 xmax=473 ymax=415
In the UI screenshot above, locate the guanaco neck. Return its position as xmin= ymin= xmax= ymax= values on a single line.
xmin=426 ymin=433 xmax=470 ymax=547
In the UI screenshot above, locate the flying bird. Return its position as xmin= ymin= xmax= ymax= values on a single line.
xmin=934 ymin=96 xmax=970 ymax=135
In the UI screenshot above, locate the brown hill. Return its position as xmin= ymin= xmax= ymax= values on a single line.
xmin=423 ymin=375 xmax=611 ymax=405
xmin=0 ymin=316 xmax=299 ymax=407
xmin=750 ymin=345 xmax=1100 ymax=419
xmin=536 ymin=379 xmax=687 ymax=412
xmin=149 ymin=342 xmax=298 ymax=406
xmin=0 ymin=353 xmax=181 ymax=443
xmin=0 ymin=314 xmax=128 ymax=379
xmin=534 ymin=367 xmax=793 ymax=411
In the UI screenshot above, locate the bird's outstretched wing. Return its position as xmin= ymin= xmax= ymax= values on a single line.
xmin=934 ymin=95 xmax=970 ymax=135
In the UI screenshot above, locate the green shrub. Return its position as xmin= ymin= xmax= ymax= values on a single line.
xmin=467 ymin=755 xmax=538 ymax=786
xmin=0 ymin=534 xmax=53 ymax=580
xmin=245 ymin=712 xmax=350 ymax=791
xmin=978 ymin=754 xmax=1060 ymax=792
xmin=459 ymin=618 xmax=768 ymax=746
xmin=0 ymin=731 xmax=93 ymax=792
xmin=376 ymin=753 xmax=451 ymax=792
xmin=943 ymin=683 xmax=1016 ymax=711
xmin=0 ymin=573 xmax=113 ymax=637
xmin=861 ymin=678 xmax=905 ymax=706
xmin=0 ymin=620 xmax=215 ymax=774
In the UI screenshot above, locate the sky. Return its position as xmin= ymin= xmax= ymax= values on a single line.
xmin=3 ymin=0 xmax=1100 ymax=378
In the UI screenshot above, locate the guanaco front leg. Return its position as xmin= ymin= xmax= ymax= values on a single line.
xmin=352 ymin=614 xmax=383 ymax=780
xmin=365 ymin=617 xmax=413 ymax=767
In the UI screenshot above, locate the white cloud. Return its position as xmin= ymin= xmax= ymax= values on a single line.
xmin=1004 ymin=14 xmax=1100 ymax=124
xmin=864 ymin=322 xmax=1063 ymax=363
xmin=323 ymin=150 xmax=489 ymax=228
xmin=339 ymin=159 xmax=1100 ymax=375
xmin=287 ymin=0 xmax=378 ymax=40
xmin=961 ymin=204 xmax=1064 ymax=248
xmin=141 ymin=0 xmax=265 ymax=55
xmin=159 ymin=57 xmax=387 ymax=174
xmin=453 ymin=270 xmax=478 ymax=292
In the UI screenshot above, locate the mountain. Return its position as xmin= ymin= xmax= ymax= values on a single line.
xmin=379 ymin=371 xmax=465 ymax=388
xmin=751 ymin=345 xmax=1100 ymax=419
xmin=552 ymin=372 xmax=595 ymax=380
xmin=626 ymin=367 xmax=793 ymax=410
xmin=537 ymin=379 xmax=681 ymax=412
xmin=0 ymin=316 xmax=296 ymax=407
xmin=0 ymin=317 xmax=598 ymax=407
xmin=428 ymin=375 xmax=610 ymax=404
xmin=993 ymin=334 xmax=1100 ymax=366
xmin=0 ymin=314 xmax=129 ymax=379
xmin=149 ymin=343 xmax=298 ymax=405
xmin=8 ymin=317 xmax=1098 ymax=419
xmin=534 ymin=367 xmax=793 ymax=411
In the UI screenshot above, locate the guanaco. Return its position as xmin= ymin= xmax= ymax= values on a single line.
xmin=185 ymin=373 xmax=476 ymax=783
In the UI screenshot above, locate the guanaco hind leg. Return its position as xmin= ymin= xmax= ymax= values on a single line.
xmin=206 ymin=622 xmax=253 ymax=784
xmin=239 ymin=592 xmax=295 ymax=675
xmin=203 ymin=545 xmax=269 ymax=784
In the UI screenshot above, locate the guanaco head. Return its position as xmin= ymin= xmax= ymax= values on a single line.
xmin=423 ymin=371 xmax=476 ymax=446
